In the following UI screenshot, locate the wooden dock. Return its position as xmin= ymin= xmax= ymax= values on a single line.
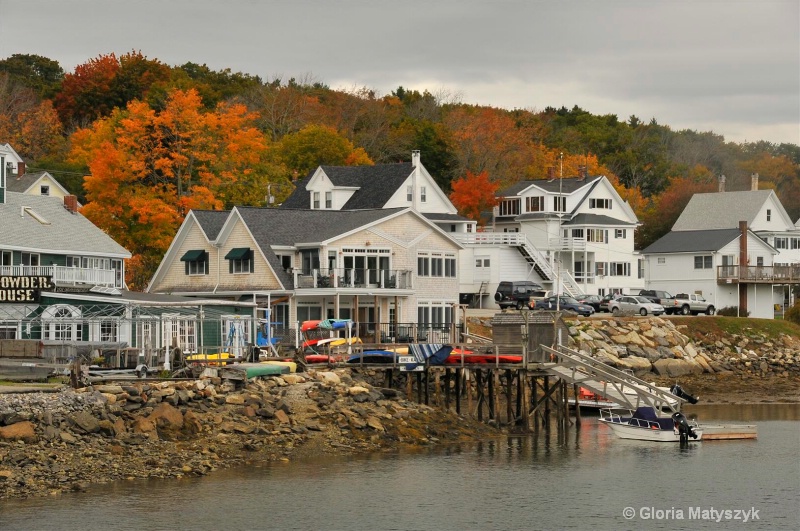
xmin=701 ymin=424 xmax=758 ymax=440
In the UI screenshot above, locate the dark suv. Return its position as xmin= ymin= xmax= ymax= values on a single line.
xmin=638 ymin=289 xmax=674 ymax=306
xmin=494 ymin=281 xmax=543 ymax=310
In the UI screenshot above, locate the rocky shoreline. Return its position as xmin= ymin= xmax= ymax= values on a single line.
xmin=0 ymin=369 xmax=498 ymax=500
xmin=2 ymin=315 xmax=799 ymax=500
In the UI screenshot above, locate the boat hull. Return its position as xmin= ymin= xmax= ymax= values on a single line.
xmin=599 ymin=418 xmax=704 ymax=442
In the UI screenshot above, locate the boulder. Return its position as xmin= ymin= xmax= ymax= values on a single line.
xmin=0 ymin=421 xmax=37 ymax=443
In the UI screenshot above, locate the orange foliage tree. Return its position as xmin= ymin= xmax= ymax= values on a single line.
xmin=70 ymin=88 xmax=274 ymax=289
xmin=449 ymin=170 xmax=499 ymax=225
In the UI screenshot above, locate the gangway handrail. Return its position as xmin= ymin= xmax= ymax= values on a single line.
xmin=542 ymin=344 xmax=683 ymax=413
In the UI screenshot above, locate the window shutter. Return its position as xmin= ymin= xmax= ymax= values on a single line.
xmin=249 ymin=250 xmax=254 ymax=273
xmin=185 ymin=261 xmax=189 ymax=275
xmin=229 ymin=258 xmax=233 ymax=274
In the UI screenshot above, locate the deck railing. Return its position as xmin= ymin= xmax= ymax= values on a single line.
xmin=716 ymin=264 xmax=800 ymax=283
xmin=0 ymin=265 xmax=117 ymax=287
xmin=293 ymin=268 xmax=413 ymax=290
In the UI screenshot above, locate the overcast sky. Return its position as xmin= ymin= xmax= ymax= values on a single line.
xmin=1 ymin=0 xmax=798 ymax=145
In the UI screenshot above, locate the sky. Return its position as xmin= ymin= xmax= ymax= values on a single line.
xmin=0 ymin=0 xmax=798 ymax=145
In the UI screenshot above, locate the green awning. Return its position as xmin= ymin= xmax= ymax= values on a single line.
xmin=225 ymin=247 xmax=251 ymax=260
xmin=180 ymin=249 xmax=206 ymax=262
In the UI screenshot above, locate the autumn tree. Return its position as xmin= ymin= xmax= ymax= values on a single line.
xmin=0 ymin=73 xmax=64 ymax=160
xmin=54 ymin=51 xmax=172 ymax=128
xmin=276 ymin=124 xmax=373 ymax=178
xmin=70 ymin=88 xmax=274 ymax=289
xmin=449 ymin=170 xmax=499 ymax=224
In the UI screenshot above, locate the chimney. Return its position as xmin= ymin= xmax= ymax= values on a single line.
xmin=411 ymin=150 xmax=420 ymax=169
xmin=64 ymin=195 xmax=78 ymax=213
xmin=577 ymin=165 xmax=587 ymax=181
xmin=751 ymin=173 xmax=759 ymax=191
xmin=718 ymin=174 xmax=726 ymax=193
xmin=411 ymin=150 xmax=420 ymax=211
xmin=16 ymin=161 xmax=25 ymax=179
xmin=547 ymin=166 xmax=556 ymax=181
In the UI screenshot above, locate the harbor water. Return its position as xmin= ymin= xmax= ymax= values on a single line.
xmin=2 ymin=404 xmax=798 ymax=530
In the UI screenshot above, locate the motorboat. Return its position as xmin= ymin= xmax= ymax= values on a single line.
xmin=599 ymin=406 xmax=702 ymax=442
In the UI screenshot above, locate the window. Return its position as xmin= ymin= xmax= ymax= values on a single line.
xmin=312 ymin=192 xmax=320 ymax=209
xmin=420 ymin=186 xmax=427 ymax=203
xmin=571 ymin=229 xmax=584 ymax=239
xmin=45 ymin=305 xmax=82 ymax=341
xmin=325 ymin=191 xmax=332 ymax=209
xmin=476 ymin=258 xmax=490 ymax=268
xmin=766 ymin=209 xmax=771 ymax=221
xmin=431 ymin=254 xmax=443 ymax=277
xmin=0 ymin=250 xmax=11 ymax=267
xmin=589 ymin=198 xmax=612 ymax=209
xmin=615 ymin=229 xmax=627 ymax=239
xmin=445 ymin=258 xmax=456 ymax=277
xmin=225 ymin=248 xmax=253 ymax=274
xmin=774 ymin=237 xmax=788 ymax=249
xmin=526 ymin=196 xmax=545 ymax=212
xmin=586 ymin=229 xmax=607 ymax=243
xmin=595 ymin=262 xmax=607 ymax=276
xmin=756 ymin=256 xmax=764 ymax=267
xmin=162 ymin=316 xmax=197 ymax=354
xmin=499 ymin=199 xmax=520 ymax=217
xmin=40 ymin=185 xmax=50 ymax=196
xmin=100 ymin=320 xmax=119 ymax=342
xmin=467 ymin=224 xmax=473 ymax=233
xmin=554 ymin=196 xmax=566 ymax=212
xmin=694 ymin=255 xmax=713 ymax=269
xmin=609 ymin=262 xmax=630 ymax=276
xmin=657 ymin=257 xmax=666 ymax=265
xmin=278 ymin=254 xmax=292 ymax=271
xmin=791 ymin=238 xmax=800 ymax=250
xmin=66 ymin=256 xmax=81 ymax=268
xmin=407 ymin=186 xmax=413 ymax=202
xmin=0 ymin=326 xmax=16 ymax=339
xmin=21 ymin=252 xmax=39 ymax=267
xmin=638 ymin=258 xmax=645 ymax=279
xmin=181 ymin=250 xmax=208 ymax=276
xmin=450 ymin=224 xmax=456 ymax=232
xmin=417 ymin=254 xmax=430 ymax=276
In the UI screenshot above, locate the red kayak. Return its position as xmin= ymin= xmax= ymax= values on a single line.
xmin=304 ymin=354 xmax=337 ymax=364
xmin=445 ymin=353 xmax=522 ymax=364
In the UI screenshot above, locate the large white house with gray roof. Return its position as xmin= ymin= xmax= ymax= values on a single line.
xmin=641 ymin=176 xmax=799 ymax=318
xmin=148 ymin=204 xmax=464 ymax=344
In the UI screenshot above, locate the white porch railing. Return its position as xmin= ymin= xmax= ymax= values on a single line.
xmin=0 ymin=265 xmax=117 ymax=287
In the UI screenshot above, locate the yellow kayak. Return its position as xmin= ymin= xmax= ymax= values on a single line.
xmin=186 ymin=352 xmax=232 ymax=366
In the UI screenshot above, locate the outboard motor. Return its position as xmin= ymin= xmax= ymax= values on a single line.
xmin=670 ymin=384 xmax=699 ymax=404
xmin=671 ymin=411 xmax=699 ymax=446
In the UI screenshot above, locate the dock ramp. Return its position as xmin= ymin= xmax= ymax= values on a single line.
xmin=540 ymin=345 xmax=684 ymax=413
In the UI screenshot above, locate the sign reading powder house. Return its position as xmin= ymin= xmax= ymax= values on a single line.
xmin=0 ymin=275 xmax=54 ymax=302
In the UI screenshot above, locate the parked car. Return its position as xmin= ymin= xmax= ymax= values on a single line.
xmin=494 ymin=281 xmax=544 ymax=310
xmin=598 ymin=293 xmax=621 ymax=312
xmin=637 ymin=289 xmax=676 ymax=312
xmin=608 ymin=295 xmax=665 ymax=316
xmin=661 ymin=293 xmax=716 ymax=316
xmin=534 ymin=295 xmax=595 ymax=316
xmin=577 ymin=294 xmax=603 ymax=312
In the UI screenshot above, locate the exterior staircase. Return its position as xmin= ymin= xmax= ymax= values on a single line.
xmin=455 ymin=233 xmax=584 ymax=298
xmin=540 ymin=344 xmax=683 ymax=413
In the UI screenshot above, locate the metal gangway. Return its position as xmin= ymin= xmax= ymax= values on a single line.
xmin=540 ymin=344 xmax=685 ymax=413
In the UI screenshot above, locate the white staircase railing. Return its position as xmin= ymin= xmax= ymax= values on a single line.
xmin=541 ymin=345 xmax=683 ymax=413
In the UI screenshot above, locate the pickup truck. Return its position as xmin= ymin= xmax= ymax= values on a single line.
xmin=662 ymin=293 xmax=716 ymax=316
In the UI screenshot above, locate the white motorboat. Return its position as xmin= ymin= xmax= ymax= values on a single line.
xmin=599 ymin=407 xmax=703 ymax=442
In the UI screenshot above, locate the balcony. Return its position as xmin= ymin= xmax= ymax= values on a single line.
xmin=548 ymin=237 xmax=587 ymax=251
xmin=717 ymin=264 xmax=800 ymax=284
xmin=293 ymin=268 xmax=413 ymax=291
xmin=0 ymin=265 xmax=118 ymax=287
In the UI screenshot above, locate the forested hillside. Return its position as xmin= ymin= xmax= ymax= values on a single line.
xmin=2 ymin=52 xmax=798 ymax=289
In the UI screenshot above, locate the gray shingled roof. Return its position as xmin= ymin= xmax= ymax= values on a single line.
xmin=281 ymin=163 xmax=414 ymax=210
xmin=422 ymin=212 xmax=470 ymax=222
xmin=672 ymin=190 xmax=778 ymax=231
xmin=562 ymin=213 xmax=636 ymax=226
xmin=5 ymin=172 xmax=46 ymax=193
xmin=641 ymin=229 xmax=740 ymax=254
xmin=192 ymin=210 xmax=230 ymax=240
xmin=0 ymin=192 xmax=130 ymax=256
xmin=498 ymin=175 xmax=600 ymax=196
xmin=236 ymin=207 xmax=407 ymax=288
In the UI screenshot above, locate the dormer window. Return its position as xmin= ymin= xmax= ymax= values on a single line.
xmin=526 ymin=196 xmax=544 ymax=212
xmin=313 ymin=192 xmax=320 ymax=209
xmin=325 ymin=191 xmax=332 ymax=209
xmin=225 ymin=248 xmax=253 ymax=274
xmin=554 ymin=196 xmax=566 ymax=212
xmin=181 ymin=250 xmax=208 ymax=275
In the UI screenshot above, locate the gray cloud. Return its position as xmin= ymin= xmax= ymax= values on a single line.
xmin=1 ymin=0 xmax=796 ymax=144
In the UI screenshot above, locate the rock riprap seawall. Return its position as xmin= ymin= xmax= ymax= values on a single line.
xmin=0 ymin=369 xmax=495 ymax=499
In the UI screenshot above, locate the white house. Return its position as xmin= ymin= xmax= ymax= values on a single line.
xmin=664 ymin=174 xmax=800 ymax=309
xmin=455 ymin=170 xmax=643 ymax=307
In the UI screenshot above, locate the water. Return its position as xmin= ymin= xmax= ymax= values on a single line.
xmin=2 ymin=405 xmax=798 ymax=531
